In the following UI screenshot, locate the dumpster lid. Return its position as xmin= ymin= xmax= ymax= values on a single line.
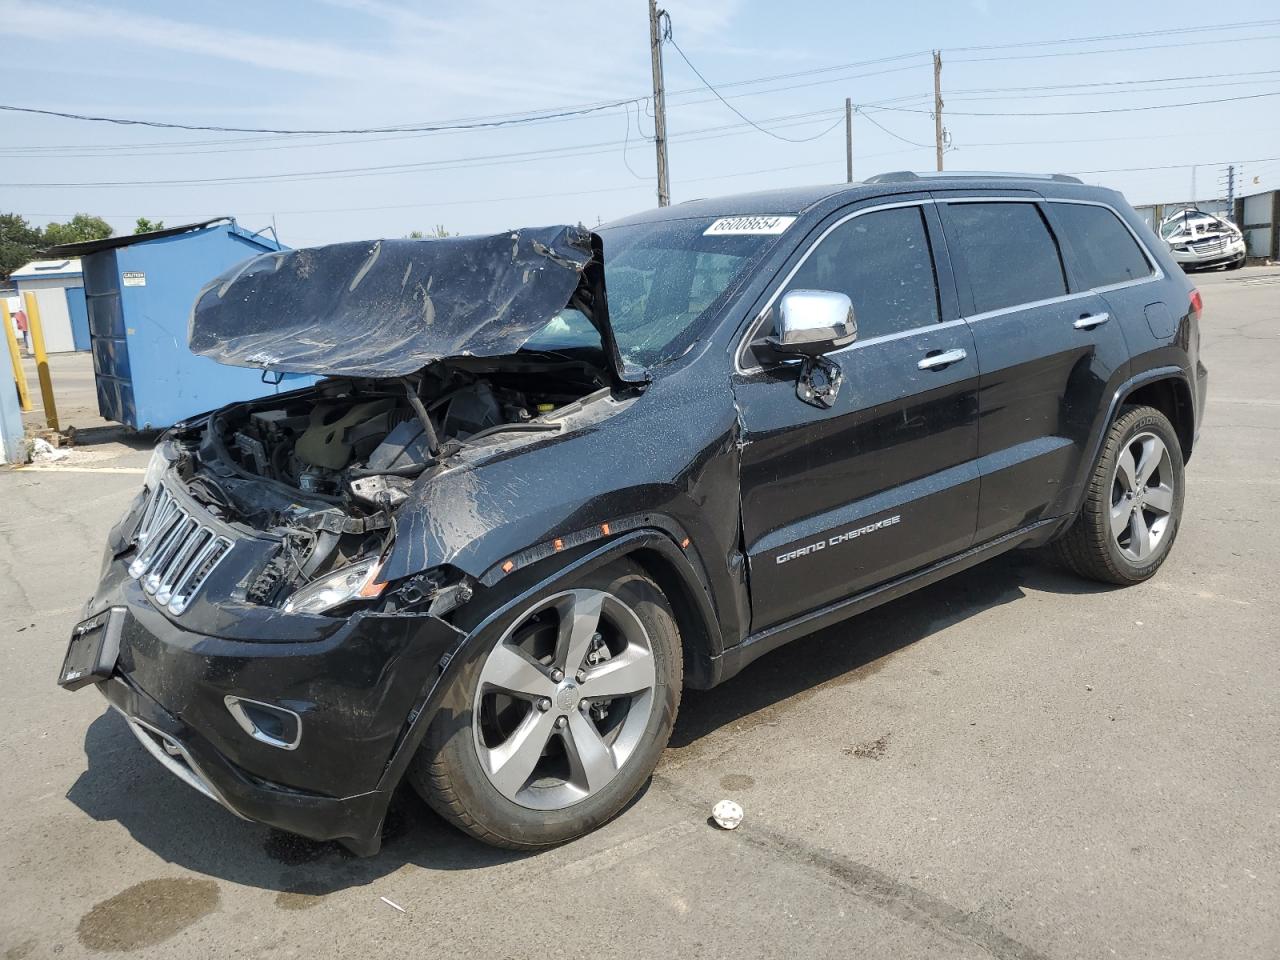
xmin=187 ymin=225 xmax=638 ymax=386
xmin=43 ymin=217 xmax=248 ymax=257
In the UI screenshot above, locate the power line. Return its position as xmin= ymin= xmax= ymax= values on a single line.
xmin=936 ymin=68 xmax=1280 ymax=96
xmin=951 ymin=32 xmax=1280 ymax=63
xmin=14 ymin=147 xmax=935 ymax=220
xmin=8 ymin=79 xmax=1276 ymax=189
xmin=939 ymin=78 xmax=1280 ymax=104
xmin=664 ymin=35 xmax=845 ymax=144
xmin=946 ymin=17 xmax=1280 ymax=51
xmin=8 ymin=20 xmax=1275 ymax=145
xmin=1065 ymin=156 xmax=1280 ymax=175
xmin=0 ymin=62 xmax=932 ymax=158
xmin=867 ymin=89 xmax=1280 ymax=117
xmin=855 ymin=108 xmax=934 ymax=149
xmin=0 ymin=109 xmax=853 ymax=189
xmin=0 ymin=97 xmax=644 ymax=136
xmin=5 ymin=65 xmax=1274 ymax=163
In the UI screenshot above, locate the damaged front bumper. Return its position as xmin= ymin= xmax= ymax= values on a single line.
xmin=79 ymin=552 xmax=465 ymax=855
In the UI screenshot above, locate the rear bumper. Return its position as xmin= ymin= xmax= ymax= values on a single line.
xmin=81 ymin=556 xmax=465 ymax=854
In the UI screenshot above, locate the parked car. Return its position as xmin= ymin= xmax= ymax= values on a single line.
xmin=60 ymin=173 xmax=1207 ymax=855
xmin=1160 ymin=208 xmax=1246 ymax=271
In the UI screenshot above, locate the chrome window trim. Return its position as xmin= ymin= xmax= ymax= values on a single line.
xmin=735 ymin=199 xmax=938 ymax=374
xmin=734 ymin=195 xmax=1163 ymax=375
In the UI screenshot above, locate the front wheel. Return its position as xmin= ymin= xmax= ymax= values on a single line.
xmin=1053 ymin=405 xmax=1185 ymax=585
xmin=410 ymin=559 xmax=682 ymax=849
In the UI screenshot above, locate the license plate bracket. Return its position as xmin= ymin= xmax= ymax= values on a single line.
xmin=59 ymin=608 xmax=125 ymax=691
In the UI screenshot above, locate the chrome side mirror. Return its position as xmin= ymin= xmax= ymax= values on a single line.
xmin=768 ymin=289 xmax=857 ymax=357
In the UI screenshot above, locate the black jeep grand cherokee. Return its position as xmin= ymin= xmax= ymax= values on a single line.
xmin=61 ymin=172 xmax=1207 ymax=855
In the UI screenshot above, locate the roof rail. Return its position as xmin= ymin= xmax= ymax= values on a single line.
xmin=864 ymin=170 xmax=1084 ymax=185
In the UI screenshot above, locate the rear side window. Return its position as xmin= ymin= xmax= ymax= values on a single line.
xmin=783 ymin=205 xmax=940 ymax=340
xmin=944 ymin=202 xmax=1067 ymax=314
xmin=1050 ymin=202 xmax=1153 ymax=288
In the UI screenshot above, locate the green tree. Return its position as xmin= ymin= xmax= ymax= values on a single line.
xmin=43 ymin=213 xmax=113 ymax=246
xmin=134 ymin=217 xmax=165 ymax=234
xmin=405 ymin=225 xmax=454 ymax=239
xmin=0 ymin=213 xmax=45 ymax=279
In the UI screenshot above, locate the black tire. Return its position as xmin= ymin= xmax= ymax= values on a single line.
xmin=409 ymin=559 xmax=682 ymax=849
xmin=1053 ymin=405 xmax=1185 ymax=585
xmin=1227 ymin=255 xmax=1245 ymax=271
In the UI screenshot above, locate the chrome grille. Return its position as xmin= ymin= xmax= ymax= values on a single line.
xmin=129 ymin=484 xmax=233 ymax=615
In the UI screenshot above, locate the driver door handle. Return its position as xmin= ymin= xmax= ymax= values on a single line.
xmin=1073 ymin=312 xmax=1110 ymax=330
xmin=917 ymin=348 xmax=967 ymax=371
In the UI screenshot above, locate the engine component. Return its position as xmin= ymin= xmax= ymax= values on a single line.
xmin=233 ymin=432 xmax=269 ymax=476
xmin=295 ymin=400 xmax=396 ymax=470
xmin=442 ymin=381 xmax=504 ymax=437
xmin=297 ymin=470 xmax=334 ymax=494
xmin=365 ymin=420 xmax=430 ymax=472
xmin=348 ymin=474 xmax=412 ymax=509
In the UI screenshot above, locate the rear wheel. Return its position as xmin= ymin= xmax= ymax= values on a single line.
xmin=410 ymin=559 xmax=681 ymax=849
xmin=1053 ymin=405 xmax=1185 ymax=585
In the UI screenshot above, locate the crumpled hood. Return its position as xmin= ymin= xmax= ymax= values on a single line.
xmin=188 ymin=224 xmax=633 ymax=383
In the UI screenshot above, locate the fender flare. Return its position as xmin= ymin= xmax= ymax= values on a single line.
xmin=370 ymin=529 xmax=722 ymax=804
xmin=1061 ymin=365 xmax=1192 ymax=526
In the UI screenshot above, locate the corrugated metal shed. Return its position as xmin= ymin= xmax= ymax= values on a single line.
xmin=49 ymin=218 xmax=316 ymax=430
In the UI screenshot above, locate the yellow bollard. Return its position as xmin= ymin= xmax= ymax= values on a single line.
xmin=1 ymin=300 xmax=32 ymax=412
xmin=23 ymin=291 xmax=59 ymax=432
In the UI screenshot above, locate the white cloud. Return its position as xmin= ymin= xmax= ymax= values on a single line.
xmin=0 ymin=0 xmax=651 ymax=108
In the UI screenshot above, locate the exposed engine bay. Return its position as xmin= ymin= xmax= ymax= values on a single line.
xmin=162 ymin=359 xmax=607 ymax=607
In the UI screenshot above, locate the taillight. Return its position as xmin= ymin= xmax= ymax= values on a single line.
xmin=1189 ymin=288 xmax=1202 ymax=321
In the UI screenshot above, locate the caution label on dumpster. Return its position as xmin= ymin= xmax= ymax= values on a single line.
xmin=122 ymin=272 xmax=146 ymax=287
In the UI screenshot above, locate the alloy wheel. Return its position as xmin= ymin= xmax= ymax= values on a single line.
xmin=1110 ymin=431 xmax=1176 ymax=563
xmin=472 ymin=588 xmax=657 ymax=810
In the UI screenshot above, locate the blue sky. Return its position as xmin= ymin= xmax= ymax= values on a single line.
xmin=2 ymin=0 xmax=1278 ymax=246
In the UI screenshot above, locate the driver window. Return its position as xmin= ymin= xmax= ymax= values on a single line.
xmin=782 ymin=206 xmax=941 ymax=341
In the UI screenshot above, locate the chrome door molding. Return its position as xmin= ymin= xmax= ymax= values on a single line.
xmin=734 ymin=195 xmax=1164 ymax=375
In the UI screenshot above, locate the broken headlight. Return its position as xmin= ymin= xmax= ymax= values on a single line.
xmin=283 ymin=557 xmax=386 ymax=615
xmin=143 ymin=445 xmax=169 ymax=491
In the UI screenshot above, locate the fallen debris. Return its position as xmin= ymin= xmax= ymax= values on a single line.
xmin=711 ymin=799 xmax=744 ymax=830
xmin=30 ymin=437 xmax=69 ymax=463
xmin=379 ymin=896 xmax=406 ymax=913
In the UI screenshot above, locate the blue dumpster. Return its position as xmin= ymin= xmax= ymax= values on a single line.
xmin=50 ymin=218 xmax=316 ymax=430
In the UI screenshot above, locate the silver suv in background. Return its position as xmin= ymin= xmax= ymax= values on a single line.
xmin=1160 ymin=208 xmax=1246 ymax=271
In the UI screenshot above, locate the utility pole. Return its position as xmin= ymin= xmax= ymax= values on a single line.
xmin=932 ymin=50 xmax=944 ymax=172
xmin=648 ymin=0 xmax=670 ymax=207
xmin=1190 ymin=165 xmax=1197 ymax=205
xmin=845 ymin=97 xmax=853 ymax=183
xmin=1226 ymin=164 xmax=1236 ymax=209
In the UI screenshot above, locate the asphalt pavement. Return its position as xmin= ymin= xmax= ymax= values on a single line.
xmin=1 ymin=266 xmax=1277 ymax=959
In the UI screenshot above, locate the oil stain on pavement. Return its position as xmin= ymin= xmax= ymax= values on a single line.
xmin=275 ymin=881 xmax=330 ymax=911
xmin=77 ymin=878 xmax=220 ymax=951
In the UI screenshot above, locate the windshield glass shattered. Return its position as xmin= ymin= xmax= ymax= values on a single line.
xmin=523 ymin=217 xmax=782 ymax=365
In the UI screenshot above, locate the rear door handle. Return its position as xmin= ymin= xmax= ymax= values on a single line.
xmin=1073 ymin=312 xmax=1110 ymax=330
xmin=917 ymin=348 xmax=967 ymax=370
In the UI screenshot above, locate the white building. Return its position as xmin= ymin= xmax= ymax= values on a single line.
xmin=9 ymin=258 xmax=88 ymax=354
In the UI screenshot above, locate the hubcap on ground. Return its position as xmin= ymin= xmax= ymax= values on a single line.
xmin=473 ymin=589 xmax=657 ymax=810
xmin=1111 ymin=431 xmax=1175 ymax=563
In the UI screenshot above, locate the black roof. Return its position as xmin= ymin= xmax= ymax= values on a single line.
xmin=604 ymin=172 xmax=1109 ymax=229
xmin=43 ymin=217 xmax=233 ymax=257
